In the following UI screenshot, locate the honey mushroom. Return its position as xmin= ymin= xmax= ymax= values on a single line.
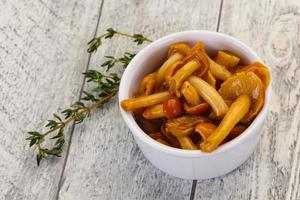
xmin=181 ymin=81 xmax=210 ymax=116
xmin=202 ymin=70 xmax=216 ymax=88
xmin=121 ymin=91 xmax=170 ymax=111
xmin=143 ymin=104 xmax=165 ymax=120
xmin=195 ymin=122 xmax=217 ymax=141
xmin=165 ymin=116 xmax=207 ymax=138
xmin=236 ymin=62 xmax=270 ymax=88
xmin=215 ymin=51 xmax=240 ymax=70
xmin=165 ymin=116 xmax=207 ymax=150
xmin=139 ymin=72 xmax=157 ymax=95
xmin=168 ymin=44 xmax=209 ymax=97
xmin=183 ymin=102 xmax=210 ymax=115
xmin=199 ymin=71 xmax=264 ymax=150
xmin=188 ymin=75 xmax=228 ymax=117
xmin=177 ymin=136 xmax=198 ymax=150
xmin=181 ymin=81 xmax=201 ymax=106
xmin=200 ymin=95 xmax=251 ymax=152
xmin=155 ymin=43 xmax=192 ymax=88
xmin=195 ymin=122 xmax=246 ymax=141
xmin=193 ymin=41 xmax=232 ymax=81
xmin=169 ymin=59 xmax=202 ymax=97
xmin=218 ymin=71 xmax=265 ymax=122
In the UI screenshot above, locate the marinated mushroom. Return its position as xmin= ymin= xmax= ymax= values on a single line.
xmin=188 ymin=75 xmax=229 ymax=117
xmin=218 ymin=71 xmax=266 ymax=122
xmin=165 ymin=115 xmax=208 ymax=137
xmin=200 ymin=95 xmax=251 ymax=152
xmin=156 ymin=43 xmax=191 ymax=88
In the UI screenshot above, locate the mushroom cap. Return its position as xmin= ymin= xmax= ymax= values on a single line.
xmin=237 ymin=62 xmax=270 ymax=88
xmin=218 ymin=71 xmax=264 ymax=122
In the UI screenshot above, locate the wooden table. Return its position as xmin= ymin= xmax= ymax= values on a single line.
xmin=0 ymin=0 xmax=299 ymax=199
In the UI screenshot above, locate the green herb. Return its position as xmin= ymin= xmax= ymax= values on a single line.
xmin=26 ymin=28 xmax=152 ymax=165
xmin=101 ymin=52 xmax=135 ymax=71
xmin=87 ymin=28 xmax=152 ymax=53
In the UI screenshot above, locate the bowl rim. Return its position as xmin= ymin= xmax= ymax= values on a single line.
xmin=119 ymin=30 xmax=272 ymax=158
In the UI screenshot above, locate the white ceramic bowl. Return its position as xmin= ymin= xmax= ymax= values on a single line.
xmin=119 ymin=31 xmax=271 ymax=180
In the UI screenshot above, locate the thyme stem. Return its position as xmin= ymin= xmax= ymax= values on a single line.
xmin=87 ymin=28 xmax=152 ymax=53
xmin=115 ymin=31 xmax=153 ymax=42
xmin=41 ymin=92 xmax=116 ymax=139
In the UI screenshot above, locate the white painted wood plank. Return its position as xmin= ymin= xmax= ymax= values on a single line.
xmin=58 ymin=0 xmax=221 ymax=199
xmin=0 ymin=0 xmax=102 ymax=199
xmin=194 ymin=0 xmax=300 ymax=199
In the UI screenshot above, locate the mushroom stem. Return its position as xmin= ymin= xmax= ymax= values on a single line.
xmin=181 ymin=81 xmax=201 ymax=106
xmin=143 ymin=104 xmax=165 ymax=119
xmin=188 ymin=75 xmax=228 ymax=117
xmin=169 ymin=59 xmax=200 ymax=97
xmin=177 ymin=136 xmax=198 ymax=150
xmin=156 ymin=53 xmax=184 ymax=88
xmin=200 ymin=95 xmax=251 ymax=152
xmin=121 ymin=91 xmax=170 ymax=111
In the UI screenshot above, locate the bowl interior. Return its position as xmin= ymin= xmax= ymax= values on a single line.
xmin=119 ymin=31 xmax=271 ymax=157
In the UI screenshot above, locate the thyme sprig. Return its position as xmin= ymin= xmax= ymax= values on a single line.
xmin=26 ymin=28 xmax=152 ymax=165
xmin=87 ymin=28 xmax=152 ymax=53
xmin=26 ymin=85 xmax=117 ymax=165
xmin=101 ymin=52 xmax=135 ymax=71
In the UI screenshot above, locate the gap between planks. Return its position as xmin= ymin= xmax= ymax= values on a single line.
xmin=54 ymin=0 xmax=105 ymax=199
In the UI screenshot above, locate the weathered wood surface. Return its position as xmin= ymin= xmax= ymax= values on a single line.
xmin=194 ymin=0 xmax=300 ymax=199
xmin=1 ymin=0 xmax=300 ymax=199
xmin=0 ymin=0 xmax=102 ymax=199
xmin=58 ymin=0 xmax=221 ymax=200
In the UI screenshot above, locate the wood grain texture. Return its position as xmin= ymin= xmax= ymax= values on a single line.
xmin=194 ymin=0 xmax=300 ymax=199
xmin=58 ymin=0 xmax=221 ymax=199
xmin=0 ymin=0 xmax=102 ymax=199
